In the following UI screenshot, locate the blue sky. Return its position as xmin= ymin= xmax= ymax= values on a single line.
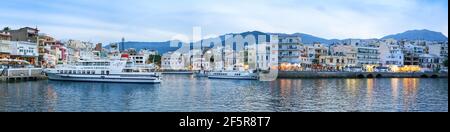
xmin=1 ymin=0 xmax=448 ymax=43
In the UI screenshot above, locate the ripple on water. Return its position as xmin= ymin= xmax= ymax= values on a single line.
xmin=0 ymin=77 xmax=448 ymax=112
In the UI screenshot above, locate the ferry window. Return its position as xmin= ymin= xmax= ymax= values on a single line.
xmin=92 ymin=71 xmax=96 ymax=74
xmin=69 ymin=71 xmax=72 ymax=74
xmin=106 ymin=71 xmax=110 ymax=75
xmin=82 ymin=70 xmax=86 ymax=74
xmin=87 ymin=71 xmax=90 ymax=74
xmin=101 ymin=71 xmax=104 ymax=75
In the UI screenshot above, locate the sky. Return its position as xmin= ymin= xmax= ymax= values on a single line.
xmin=0 ymin=0 xmax=448 ymax=43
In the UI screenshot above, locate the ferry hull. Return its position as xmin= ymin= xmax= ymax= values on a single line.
xmin=208 ymin=76 xmax=258 ymax=80
xmin=47 ymin=73 xmax=161 ymax=83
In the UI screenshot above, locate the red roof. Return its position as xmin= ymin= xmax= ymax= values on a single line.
xmin=121 ymin=54 xmax=129 ymax=58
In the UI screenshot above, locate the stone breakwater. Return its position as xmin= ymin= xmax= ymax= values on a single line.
xmin=277 ymin=71 xmax=448 ymax=78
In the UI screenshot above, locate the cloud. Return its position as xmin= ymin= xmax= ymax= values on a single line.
xmin=0 ymin=0 xmax=447 ymax=43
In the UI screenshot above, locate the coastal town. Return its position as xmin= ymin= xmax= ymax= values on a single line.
xmin=0 ymin=0 xmax=448 ymax=114
xmin=0 ymin=26 xmax=448 ymax=81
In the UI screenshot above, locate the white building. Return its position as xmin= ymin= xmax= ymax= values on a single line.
xmin=419 ymin=54 xmax=442 ymax=71
xmin=254 ymin=42 xmax=276 ymax=70
xmin=161 ymin=52 xmax=188 ymax=70
xmin=9 ymin=41 xmax=38 ymax=65
xmin=128 ymin=54 xmax=148 ymax=66
xmin=428 ymin=42 xmax=448 ymax=58
xmin=277 ymin=36 xmax=306 ymax=71
xmin=305 ymin=43 xmax=329 ymax=68
xmin=10 ymin=41 xmax=38 ymax=57
xmin=356 ymin=46 xmax=380 ymax=66
xmin=0 ymin=40 xmax=11 ymax=59
xmin=379 ymin=40 xmax=404 ymax=67
xmin=329 ymin=45 xmax=358 ymax=68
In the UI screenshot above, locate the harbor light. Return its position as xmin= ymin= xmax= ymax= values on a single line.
xmin=389 ymin=65 xmax=400 ymax=72
xmin=244 ymin=64 xmax=249 ymax=70
xmin=364 ymin=65 xmax=378 ymax=72
xmin=399 ymin=65 xmax=421 ymax=72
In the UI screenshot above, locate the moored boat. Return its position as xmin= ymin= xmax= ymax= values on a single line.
xmin=46 ymin=59 xmax=161 ymax=83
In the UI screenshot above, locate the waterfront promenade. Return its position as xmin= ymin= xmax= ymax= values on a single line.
xmin=278 ymin=71 xmax=448 ymax=78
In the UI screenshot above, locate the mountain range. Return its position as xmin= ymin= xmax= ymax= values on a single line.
xmin=381 ymin=29 xmax=448 ymax=41
xmin=105 ymin=29 xmax=448 ymax=54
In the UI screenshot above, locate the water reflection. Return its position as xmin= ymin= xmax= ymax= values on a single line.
xmin=0 ymin=76 xmax=447 ymax=112
xmin=401 ymin=78 xmax=420 ymax=112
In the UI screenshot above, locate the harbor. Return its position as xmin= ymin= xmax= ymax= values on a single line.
xmin=0 ymin=75 xmax=447 ymax=112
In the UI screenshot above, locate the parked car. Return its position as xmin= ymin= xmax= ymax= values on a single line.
xmin=375 ymin=67 xmax=389 ymax=72
xmin=344 ymin=67 xmax=362 ymax=72
xmin=440 ymin=68 xmax=448 ymax=73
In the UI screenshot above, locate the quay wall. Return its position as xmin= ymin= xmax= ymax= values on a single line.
xmin=278 ymin=71 xmax=448 ymax=78
xmin=1 ymin=68 xmax=48 ymax=82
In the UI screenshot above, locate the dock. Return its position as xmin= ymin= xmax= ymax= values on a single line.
xmin=0 ymin=68 xmax=48 ymax=82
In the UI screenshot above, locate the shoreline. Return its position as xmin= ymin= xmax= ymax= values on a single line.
xmin=277 ymin=71 xmax=448 ymax=78
xmin=1 ymin=71 xmax=448 ymax=82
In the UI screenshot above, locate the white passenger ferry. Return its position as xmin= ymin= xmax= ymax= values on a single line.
xmin=46 ymin=59 xmax=161 ymax=83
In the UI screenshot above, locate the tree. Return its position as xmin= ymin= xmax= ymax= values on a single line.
xmin=444 ymin=58 xmax=448 ymax=67
xmin=148 ymin=54 xmax=162 ymax=66
xmin=2 ymin=27 xmax=10 ymax=31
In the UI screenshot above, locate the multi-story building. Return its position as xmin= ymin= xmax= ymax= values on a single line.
xmin=443 ymin=42 xmax=448 ymax=59
xmin=0 ymin=40 xmax=11 ymax=59
xmin=37 ymin=33 xmax=57 ymax=67
xmin=190 ymin=48 xmax=214 ymax=71
xmin=8 ymin=27 xmax=39 ymax=43
xmin=129 ymin=54 xmax=148 ymax=66
xmin=356 ymin=46 xmax=380 ymax=65
xmin=379 ymin=40 xmax=404 ymax=67
xmin=0 ymin=32 xmax=11 ymax=59
xmin=351 ymin=41 xmax=380 ymax=72
xmin=419 ymin=54 xmax=442 ymax=71
xmin=319 ymin=44 xmax=358 ymax=70
xmin=0 ymin=31 xmax=11 ymax=41
xmin=95 ymin=43 xmax=103 ymax=51
xmin=277 ymin=36 xmax=305 ymax=71
xmin=428 ymin=41 xmax=448 ymax=58
xmin=254 ymin=42 xmax=276 ymax=71
xmin=51 ymin=42 xmax=68 ymax=65
xmin=305 ymin=43 xmax=329 ymax=69
xmin=65 ymin=40 xmax=95 ymax=63
xmin=161 ymin=52 xmax=188 ymax=70
xmin=9 ymin=41 xmax=38 ymax=65
xmin=319 ymin=53 xmax=349 ymax=71
xmin=403 ymin=43 xmax=425 ymax=65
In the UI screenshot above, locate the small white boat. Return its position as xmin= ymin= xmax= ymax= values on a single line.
xmin=194 ymin=70 xmax=210 ymax=77
xmin=208 ymin=70 xmax=259 ymax=80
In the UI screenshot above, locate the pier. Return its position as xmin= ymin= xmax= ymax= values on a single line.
xmin=278 ymin=71 xmax=449 ymax=79
xmin=0 ymin=68 xmax=47 ymax=81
